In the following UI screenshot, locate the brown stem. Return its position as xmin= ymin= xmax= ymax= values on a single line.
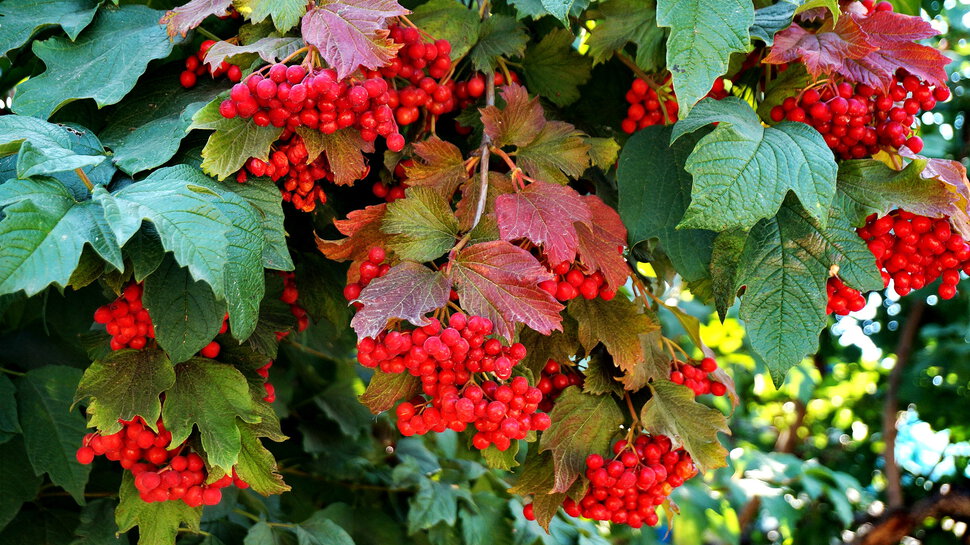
xmin=883 ymin=299 xmax=926 ymax=510
xmin=853 ymin=488 xmax=970 ymax=545
xmin=470 ymin=59 xmax=495 ymax=230
xmin=74 ymin=168 xmax=94 ymax=192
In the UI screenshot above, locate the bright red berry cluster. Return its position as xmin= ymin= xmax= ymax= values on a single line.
xmin=621 ymin=76 xmax=679 ymax=134
xmin=370 ymin=25 xmax=456 ymax=125
xmin=538 ymin=260 xmax=617 ymax=302
xmin=536 ymin=359 xmax=583 ymax=413
xmin=235 ymin=131 xmax=339 ymax=213
xmin=769 ymin=74 xmax=949 ymax=159
xmin=357 ymin=313 xmax=549 ymax=451
xmin=826 ymin=276 xmax=867 ymax=316
xmin=342 ymin=247 xmax=390 ymax=308
xmin=76 ymin=416 xmax=247 ymax=507
xmin=180 ymin=40 xmax=241 ymax=88
xmin=524 ymin=433 xmax=696 ymax=528
xmin=94 ymin=284 xmax=154 ymax=350
xmin=257 ymin=360 xmax=276 ymax=403
xmin=372 ymin=159 xmax=411 ymax=202
xmin=219 ymin=63 xmax=406 ymax=151
xmin=279 ymin=271 xmax=309 ymax=333
xmin=669 ymin=356 xmax=727 ymax=397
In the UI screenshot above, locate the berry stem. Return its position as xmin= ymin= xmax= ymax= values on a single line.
xmin=624 ymin=392 xmax=640 ymax=428
xmin=195 ymin=26 xmax=221 ymax=42
xmin=0 ymin=367 xmax=25 ymax=376
xmin=74 ymin=168 xmax=94 ymax=192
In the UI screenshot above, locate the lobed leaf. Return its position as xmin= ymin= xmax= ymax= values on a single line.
xmin=234 ymin=424 xmax=291 ymax=496
xmin=204 ymin=36 xmax=305 ymax=70
xmin=350 ymin=262 xmax=451 ymax=339
xmin=567 ymin=297 xmax=658 ymax=374
xmin=0 ymin=0 xmax=99 ymax=57
xmin=575 ymin=196 xmax=629 ymax=290
xmin=516 ymin=121 xmax=591 ymax=186
xmin=409 ymin=0 xmax=481 ymax=60
xmin=403 ymin=136 xmax=468 ymax=197
xmin=467 ymin=14 xmax=529 ymax=73
xmin=640 ymin=379 xmax=729 ymax=472
xmin=382 ymin=187 xmax=460 ymax=262
xmin=481 ymin=84 xmax=546 ymax=148
xmin=160 ymin=0 xmax=232 ymax=37
xmin=237 ymin=0 xmax=307 ymax=33
xmin=116 ymin=472 xmax=201 ymax=545
xmin=495 ymin=180 xmax=590 ymax=265
xmin=586 ymin=0 xmax=665 ymax=72
xmin=521 ymin=29 xmax=592 ymax=107
xmin=359 ymin=369 xmax=421 ymax=414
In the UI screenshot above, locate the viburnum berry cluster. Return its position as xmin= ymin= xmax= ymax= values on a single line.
xmin=769 ymin=73 xmax=949 ymax=159
xmin=372 ymin=25 xmax=456 ymax=126
xmin=538 ymin=259 xmax=617 ymax=302
xmin=826 ymin=276 xmax=868 ymax=316
xmin=219 ymin=62 xmax=406 ymax=151
xmin=621 ymin=76 xmax=679 ymax=134
xmin=536 ymin=359 xmax=583 ymax=413
xmin=669 ymin=356 xmax=727 ymax=397
xmin=75 ymin=416 xmax=247 ymax=507
xmin=180 ymin=39 xmax=241 ymax=88
xmin=94 ymin=283 xmax=154 ymax=350
xmin=358 ymin=313 xmax=549 ymax=451
xmin=278 ymin=271 xmax=309 ymax=334
xmin=235 ymin=131 xmax=336 ymax=212
xmin=342 ymin=247 xmax=390 ymax=309
xmin=524 ymin=433 xmax=697 ymax=528
xmin=372 ymin=160 xmax=411 ymax=202
xmin=257 ymin=360 xmax=276 ymax=403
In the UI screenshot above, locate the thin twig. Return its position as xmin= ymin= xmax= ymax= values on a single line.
xmin=195 ymin=26 xmax=221 ymax=42
xmin=74 ymin=168 xmax=94 ymax=192
xmin=469 ymin=34 xmax=495 ymax=230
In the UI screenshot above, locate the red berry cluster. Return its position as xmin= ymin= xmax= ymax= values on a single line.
xmin=538 ymin=260 xmax=617 ymax=302
xmin=372 ymin=159 xmax=411 ymax=202
xmin=199 ymin=315 xmax=228 ymax=359
xmin=235 ymin=131 xmax=338 ymax=213
xmin=75 ymin=416 xmax=248 ymax=507
xmin=342 ymin=247 xmax=390 ymax=308
xmin=257 ymin=360 xmax=276 ymax=403
xmin=219 ymin=63 xmax=406 ymax=151
xmin=769 ymin=74 xmax=949 ymax=159
xmin=826 ymin=276 xmax=867 ymax=316
xmin=279 ymin=271 xmax=309 ymax=333
xmin=524 ymin=433 xmax=696 ymax=528
xmin=94 ymin=284 xmax=154 ymax=350
xmin=861 ymin=0 xmax=901 ymax=14
xmin=536 ymin=359 xmax=583 ymax=413
xmin=669 ymin=357 xmax=727 ymax=397
xmin=358 ymin=313 xmax=549 ymax=451
xmin=180 ymin=40 xmax=241 ymax=88
xmin=621 ymin=77 xmax=679 ymax=134
xmin=857 ymin=210 xmax=969 ymax=299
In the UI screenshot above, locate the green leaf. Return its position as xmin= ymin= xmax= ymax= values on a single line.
xmin=236 ymin=0 xmax=307 ymax=32
xmin=567 ymin=297 xmax=658 ymax=375
xmin=737 ymin=196 xmax=882 ymax=381
xmin=641 ymin=379 xmax=728 ymax=472
xmin=0 ymin=0 xmax=99 ymax=57
xmin=235 ymin=424 xmax=290 ymax=496
xmin=672 ymin=97 xmax=837 ymax=231
xmin=297 ymin=512 xmax=355 ymax=545
xmin=836 ymin=159 xmax=955 ymax=226
xmin=11 ymin=5 xmax=177 ymax=119
xmin=116 ymin=472 xmax=201 ymax=545
xmin=221 ymin=178 xmax=295 ymax=271
xmin=0 ymin=178 xmax=123 ymax=296
xmin=161 ymin=358 xmax=259 ymax=470
xmin=410 ymin=0 xmax=481 ymax=60
xmin=0 ymin=438 xmax=43 ymax=531
xmin=16 ymin=366 xmax=89 ymax=503
xmin=618 ymin=125 xmax=715 ymax=283
xmin=143 ymin=256 xmax=226 ymax=364
xmin=890 ymin=0 xmax=920 ymax=15
xmin=539 ymin=387 xmax=623 ymax=493
xmin=750 ymin=0 xmax=798 ymax=45
xmin=204 ymin=37 xmax=305 ymax=69
xmin=71 ymin=498 xmax=126 ymax=545
xmin=468 ymin=14 xmax=529 ymax=73
xmin=586 ymin=137 xmax=621 ymax=171
xmin=709 ymin=229 xmax=747 ymax=320
xmin=508 ymin=450 xmax=562 ymax=530
xmin=359 ymin=369 xmax=420 ymax=414
xmin=74 ymin=348 xmax=175 ymax=434
xmin=0 ymin=371 xmax=21 ymax=437
xmin=656 ymin=0 xmax=753 ymax=115
xmin=16 ymin=140 xmax=105 ymax=179
xmin=796 ymin=0 xmax=840 ymax=20
xmin=757 ymin=63 xmax=812 ymax=122
xmin=194 ymin=100 xmax=284 ymax=181
xmin=295 ymin=127 xmax=371 ymax=187
xmin=517 ymin=121 xmax=591 ymax=186
xmin=382 ymin=187 xmax=460 ymax=262
xmin=461 ymin=492 xmax=513 ymax=545
xmin=481 ymin=442 xmax=519 ymax=470
xmin=582 ymin=352 xmax=623 ymax=396
xmin=586 ymin=0 xmax=666 ymax=72
xmin=316 ymin=381 xmax=374 ymax=438
xmin=408 ymin=478 xmax=466 ymax=534
xmin=518 ymin=315 xmax=580 ymax=377
xmin=521 ymin=29 xmax=591 ymax=108
xmin=244 ymin=522 xmax=291 ymax=545
xmin=100 ymin=77 xmax=225 ymax=175
xmin=125 ymin=229 xmax=165 ymax=283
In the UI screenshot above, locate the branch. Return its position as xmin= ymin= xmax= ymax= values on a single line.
xmin=883 ymin=299 xmax=925 ymax=510
xmin=852 ymin=487 xmax=970 ymax=545
xmin=470 ymin=15 xmax=496 ymax=231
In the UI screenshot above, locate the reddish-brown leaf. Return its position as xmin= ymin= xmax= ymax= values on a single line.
xmin=451 ymin=241 xmax=563 ymax=340
xmin=575 ymin=195 xmax=629 ymax=290
xmin=455 ymin=172 xmax=514 ymax=230
xmin=300 ymin=0 xmax=409 ymax=80
xmin=480 ymin=84 xmax=546 ymax=148
xmin=160 ymin=0 xmax=233 ymax=38
xmin=403 ymin=136 xmax=468 ymax=197
xmin=841 ymin=11 xmax=948 ymax=89
xmin=900 ymin=147 xmax=970 ymax=239
xmin=316 ymin=203 xmax=387 ymax=269
xmin=350 ymin=261 xmax=451 ymax=339
xmin=763 ymin=15 xmax=875 ymax=78
xmin=495 ymin=181 xmax=590 ymax=265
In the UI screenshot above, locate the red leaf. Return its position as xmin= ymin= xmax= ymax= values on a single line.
xmin=301 ymin=0 xmax=409 ymax=80
xmin=575 ymin=196 xmax=629 ymax=290
xmin=494 ymin=181 xmax=590 ymax=265
xmin=842 ymin=11 xmax=948 ymax=89
xmin=451 ymin=241 xmax=563 ymax=340
xmin=763 ymin=16 xmax=875 ymax=78
xmin=160 ymin=0 xmax=233 ymax=38
xmin=350 ymin=261 xmax=451 ymax=339
xmin=316 ymin=203 xmax=387 ymax=269
xmin=900 ymin=147 xmax=970 ymax=239
xmin=480 ymin=84 xmax=546 ymax=148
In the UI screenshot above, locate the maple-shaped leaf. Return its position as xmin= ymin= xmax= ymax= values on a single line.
xmin=382 ymin=187 xmax=460 ymax=262
xmin=403 ymin=136 xmax=468 ymax=196
xmin=467 ymin=14 xmax=529 ymax=73
xmin=763 ymin=15 xmax=875 ymax=78
xmin=567 ymin=297 xmax=658 ymax=374
xmin=316 ymin=203 xmax=387 ymax=263
xmin=295 ymin=127 xmax=373 ymax=186
xmin=359 ymin=369 xmax=420 ymax=414
xmin=234 ymin=424 xmax=290 ymax=496
xmin=575 ymin=195 xmax=629 ymax=290
xmin=160 ymin=0 xmax=232 ymax=37
xmin=619 ymin=329 xmax=669 ymax=391
xmin=350 ymin=261 xmax=451 ymax=339
xmin=301 ymin=0 xmax=409 ymax=80
xmin=583 ymin=351 xmax=624 ymax=396
xmin=508 ymin=449 xmax=585 ymax=530
xmin=237 ymin=0 xmax=307 ymax=33
xmin=116 ymin=473 xmax=202 ymax=544
xmin=495 ymin=180 xmax=590 ymax=265
xmin=640 ymin=379 xmax=729 ymax=473
xmin=518 ymin=314 xmax=580 ymax=377
xmin=586 ymin=0 xmax=665 ymax=72
xmin=837 ymin=159 xmax=956 ymax=226
xmin=898 ymin=149 xmax=970 ymax=239
xmin=455 ymin=172 xmax=515 ymax=230
xmin=450 ymin=241 xmax=563 ymax=340
xmin=521 ymin=28 xmax=592 ymax=108
xmin=481 ymin=84 xmax=545 ymax=148
xmin=539 ymin=387 xmax=623 ymax=493
xmin=517 ymin=121 xmax=591 ymax=186
xmin=842 ymin=11 xmax=948 ymax=89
